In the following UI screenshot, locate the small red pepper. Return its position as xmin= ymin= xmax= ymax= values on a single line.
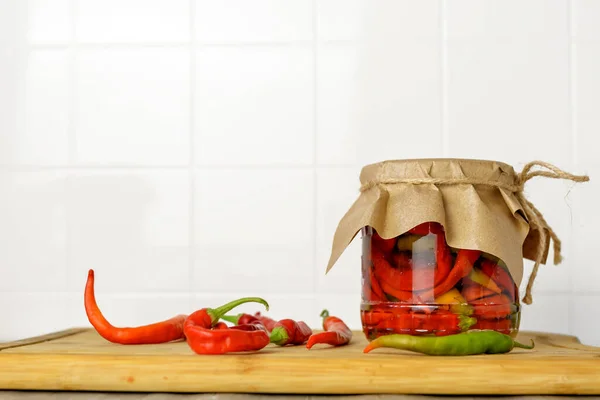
xmin=84 ymin=269 xmax=186 ymax=345
xmin=221 ymin=313 xmax=260 ymax=325
xmin=306 ymin=310 xmax=352 ymax=349
xmin=253 ymin=312 xmax=277 ymax=332
xmin=270 ymin=319 xmax=312 ymax=346
xmin=184 ymin=297 xmax=271 ymax=355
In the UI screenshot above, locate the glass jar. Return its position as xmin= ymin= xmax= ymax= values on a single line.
xmin=360 ymin=223 xmax=520 ymax=339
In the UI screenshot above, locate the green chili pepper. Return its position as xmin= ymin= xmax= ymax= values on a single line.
xmin=363 ymin=330 xmax=534 ymax=356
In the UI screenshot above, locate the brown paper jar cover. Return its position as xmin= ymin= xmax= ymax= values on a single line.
xmin=325 ymin=158 xmax=557 ymax=288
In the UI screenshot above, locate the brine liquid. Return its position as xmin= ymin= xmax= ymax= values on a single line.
xmin=360 ymin=223 xmax=521 ymax=340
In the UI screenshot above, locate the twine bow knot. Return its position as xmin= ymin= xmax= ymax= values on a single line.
xmin=359 ymin=160 xmax=589 ymax=304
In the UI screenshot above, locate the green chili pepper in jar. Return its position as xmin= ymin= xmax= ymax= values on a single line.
xmin=363 ymin=330 xmax=534 ymax=356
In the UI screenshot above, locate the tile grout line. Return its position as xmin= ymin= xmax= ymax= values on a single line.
xmin=0 ymin=163 xmax=354 ymax=171
xmin=64 ymin=0 xmax=77 ymax=294
xmin=27 ymin=39 xmax=354 ymax=50
xmin=188 ymin=0 xmax=196 ymax=307
xmin=567 ymin=0 xmax=576 ymax=337
xmin=440 ymin=0 xmax=449 ymax=157
xmin=312 ymin=0 xmax=319 ymax=296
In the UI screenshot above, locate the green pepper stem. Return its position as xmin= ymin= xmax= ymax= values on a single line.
xmin=220 ymin=314 xmax=241 ymax=324
xmin=269 ymin=326 xmax=289 ymax=345
xmin=513 ymin=339 xmax=535 ymax=349
xmin=207 ymin=297 xmax=269 ymax=324
xmin=458 ymin=314 xmax=477 ymax=331
xmin=320 ymin=309 xmax=329 ymax=319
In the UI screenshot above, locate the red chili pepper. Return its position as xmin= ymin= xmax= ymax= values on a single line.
xmin=479 ymin=258 xmax=517 ymax=301
xmin=472 ymin=318 xmax=512 ymax=334
xmin=214 ymin=322 xmax=229 ymax=330
xmin=371 ymin=245 xmax=417 ymax=301
xmin=375 ymin=240 xmax=449 ymax=293
xmin=361 ymin=308 xmax=398 ymax=326
xmin=270 ymin=319 xmax=313 ymax=346
xmin=470 ymin=294 xmax=513 ymax=319
xmin=461 ymin=283 xmax=497 ymax=302
xmin=421 ymin=249 xmax=480 ymax=299
xmin=184 ymin=297 xmax=271 ymax=355
xmin=84 ymin=269 xmax=186 ymax=345
xmin=369 ymin=269 xmax=386 ymax=301
xmin=372 ymin=231 xmax=396 ymax=254
xmin=228 ymin=322 xmax=268 ymax=332
xmin=376 ymin=311 xmax=476 ymax=336
xmin=253 ymin=312 xmax=277 ymax=332
xmin=221 ymin=313 xmax=259 ymax=325
xmin=408 ymin=222 xmax=444 ymax=236
xmin=306 ymin=310 xmax=352 ymax=349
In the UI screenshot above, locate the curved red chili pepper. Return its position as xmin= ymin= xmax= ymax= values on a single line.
xmin=369 ymin=270 xmax=386 ymax=301
xmin=184 ymin=297 xmax=271 ymax=355
xmin=84 ymin=269 xmax=186 ymax=345
xmin=421 ymin=249 xmax=480 ymax=299
xmin=306 ymin=310 xmax=352 ymax=349
xmin=270 ymin=319 xmax=312 ymax=346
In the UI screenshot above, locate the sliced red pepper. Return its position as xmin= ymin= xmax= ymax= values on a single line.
xmin=421 ymin=249 xmax=480 ymax=299
xmin=472 ymin=318 xmax=513 ymax=334
xmin=367 ymin=269 xmax=386 ymax=302
xmin=469 ymin=294 xmax=514 ymax=319
xmin=461 ymin=283 xmax=498 ymax=302
xmin=479 ymin=258 xmax=517 ymax=302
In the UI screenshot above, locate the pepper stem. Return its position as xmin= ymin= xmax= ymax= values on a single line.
xmin=320 ymin=309 xmax=329 ymax=319
xmin=458 ymin=314 xmax=477 ymax=331
xmin=207 ymin=297 xmax=269 ymax=325
xmin=220 ymin=314 xmax=241 ymax=324
xmin=269 ymin=326 xmax=289 ymax=345
xmin=513 ymin=339 xmax=535 ymax=350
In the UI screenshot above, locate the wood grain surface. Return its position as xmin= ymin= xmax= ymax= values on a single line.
xmin=0 ymin=329 xmax=599 ymax=395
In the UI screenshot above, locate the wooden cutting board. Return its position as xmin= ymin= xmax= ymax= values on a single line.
xmin=0 ymin=328 xmax=599 ymax=395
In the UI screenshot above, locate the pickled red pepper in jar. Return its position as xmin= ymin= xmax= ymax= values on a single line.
xmin=360 ymin=224 xmax=519 ymax=339
xmin=325 ymin=159 xmax=589 ymax=342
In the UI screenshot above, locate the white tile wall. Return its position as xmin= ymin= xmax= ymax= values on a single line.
xmin=1 ymin=0 xmax=599 ymax=347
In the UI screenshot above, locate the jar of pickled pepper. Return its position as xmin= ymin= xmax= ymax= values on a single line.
xmin=325 ymin=159 xmax=589 ymax=341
